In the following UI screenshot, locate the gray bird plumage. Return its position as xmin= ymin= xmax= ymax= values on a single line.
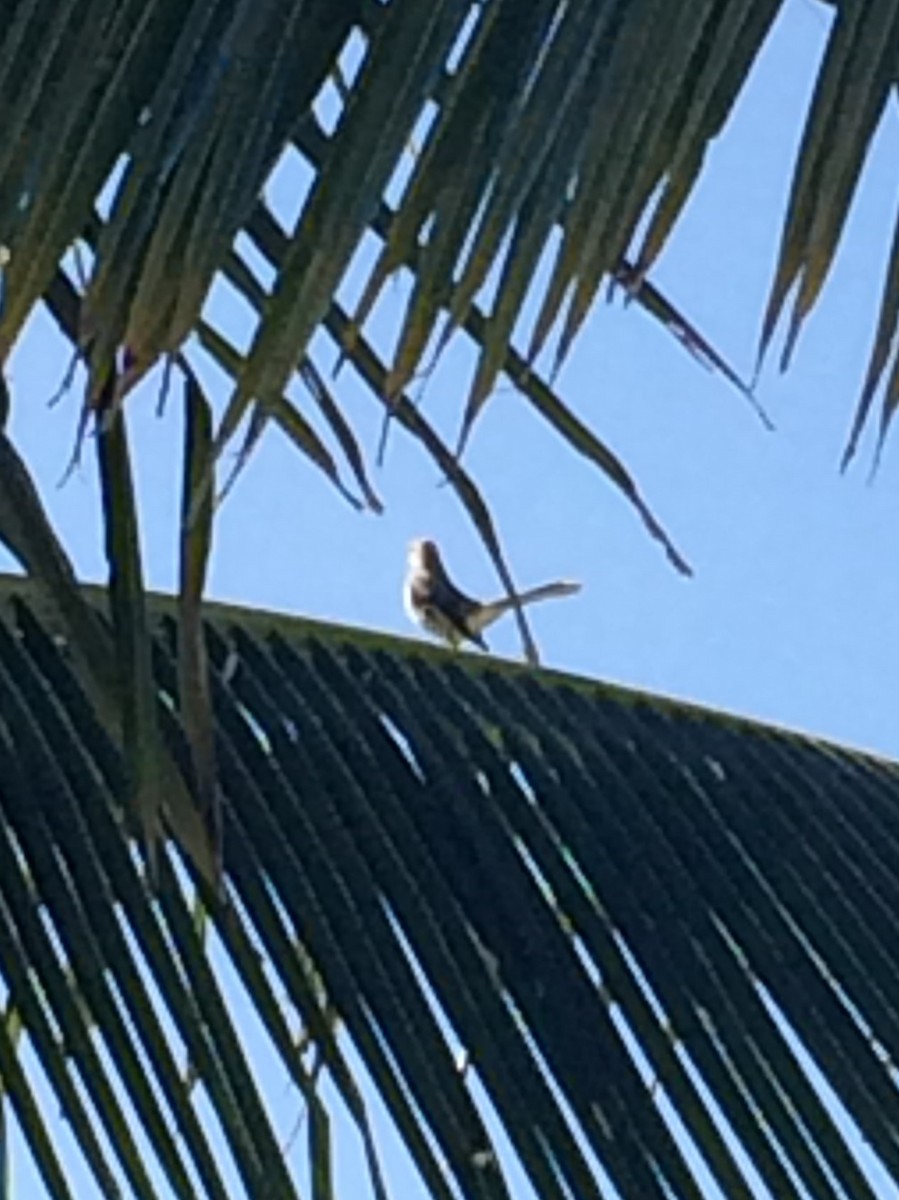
xmin=403 ymin=538 xmax=580 ymax=651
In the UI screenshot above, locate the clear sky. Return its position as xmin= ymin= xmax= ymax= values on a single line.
xmin=5 ymin=1 xmax=899 ymax=1196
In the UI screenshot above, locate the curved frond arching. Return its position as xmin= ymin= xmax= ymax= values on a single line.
xmin=1 ymin=577 xmax=897 ymax=1199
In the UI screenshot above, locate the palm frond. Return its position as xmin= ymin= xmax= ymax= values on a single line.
xmin=1 ymin=576 xmax=898 ymax=1199
xmin=0 ymin=0 xmax=776 ymax=504
xmin=4 ymin=0 xmax=893 ymax=468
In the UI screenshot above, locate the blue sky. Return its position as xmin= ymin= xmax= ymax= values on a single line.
xmin=5 ymin=0 xmax=899 ymax=1195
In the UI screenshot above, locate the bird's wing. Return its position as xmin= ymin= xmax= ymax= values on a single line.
xmin=410 ymin=577 xmax=488 ymax=649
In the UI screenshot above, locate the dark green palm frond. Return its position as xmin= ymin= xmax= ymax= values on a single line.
xmin=1 ymin=575 xmax=898 ymax=1200
xmin=4 ymin=0 xmax=880 ymax=513
xmin=3 ymin=0 xmax=881 ymax=441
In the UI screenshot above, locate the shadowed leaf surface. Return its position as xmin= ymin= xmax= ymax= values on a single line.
xmin=0 ymin=576 xmax=897 ymax=1199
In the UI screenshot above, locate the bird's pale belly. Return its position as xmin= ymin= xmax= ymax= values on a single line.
xmin=404 ymin=584 xmax=463 ymax=646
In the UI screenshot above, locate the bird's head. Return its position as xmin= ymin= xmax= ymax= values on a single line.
xmin=407 ymin=537 xmax=442 ymax=575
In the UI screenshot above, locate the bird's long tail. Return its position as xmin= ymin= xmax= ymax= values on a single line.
xmin=469 ymin=581 xmax=581 ymax=637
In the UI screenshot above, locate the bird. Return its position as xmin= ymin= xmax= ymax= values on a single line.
xmin=403 ymin=537 xmax=580 ymax=651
